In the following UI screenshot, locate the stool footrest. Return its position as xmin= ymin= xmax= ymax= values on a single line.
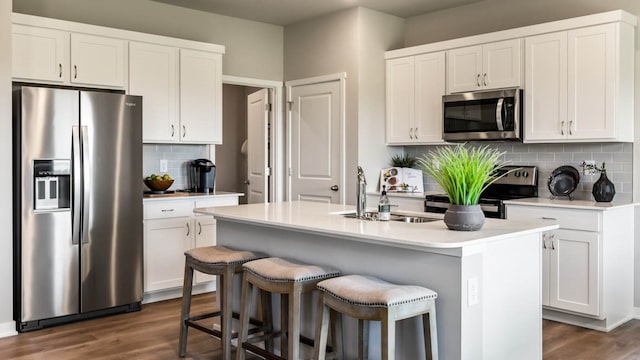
xmin=185 ymin=310 xmax=266 ymax=340
xmin=242 ymin=342 xmax=285 ymax=360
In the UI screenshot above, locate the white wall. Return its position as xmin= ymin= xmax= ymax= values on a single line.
xmin=13 ymin=0 xmax=284 ymax=80
xmin=404 ymin=0 xmax=640 ymax=308
xmin=0 ymin=0 xmax=13 ymax=336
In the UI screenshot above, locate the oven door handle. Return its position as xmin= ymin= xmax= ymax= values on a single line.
xmin=496 ymin=98 xmax=505 ymax=131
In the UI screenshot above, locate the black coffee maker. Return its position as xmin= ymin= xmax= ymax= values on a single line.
xmin=189 ymin=159 xmax=216 ymax=193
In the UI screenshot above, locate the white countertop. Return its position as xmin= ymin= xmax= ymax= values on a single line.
xmin=504 ymin=197 xmax=637 ymax=210
xmin=143 ymin=191 xmax=244 ymax=202
xmin=194 ymin=201 xmax=557 ymax=250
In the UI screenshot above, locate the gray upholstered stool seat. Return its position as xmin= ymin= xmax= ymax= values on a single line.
xmin=179 ymin=245 xmax=266 ymax=360
xmin=314 ymin=275 xmax=439 ymax=360
xmin=237 ymin=257 xmax=340 ymax=360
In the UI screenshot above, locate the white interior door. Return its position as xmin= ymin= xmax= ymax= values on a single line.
xmin=288 ymin=78 xmax=342 ymax=203
xmin=247 ymin=88 xmax=269 ymax=203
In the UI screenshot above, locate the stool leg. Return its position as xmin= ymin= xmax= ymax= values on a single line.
xmin=358 ymin=319 xmax=369 ymax=360
xmin=330 ymin=309 xmax=344 ymax=360
xmin=313 ymin=294 xmax=330 ymax=360
xmin=288 ymin=285 xmax=302 ymax=360
xmin=221 ymin=268 xmax=235 ymax=360
xmin=260 ymin=289 xmax=274 ymax=353
xmin=381 ymin=314 xmax=395 ymax=360
xmin=178 ymin=260 xmax=194 ymax=357
xmin=281 ymin=293 xmax=289 ymax=357
xmin=423 ymin=304 xmax=438 ymax=360
xmin=236 ymin=273 xmax=253 ymax=360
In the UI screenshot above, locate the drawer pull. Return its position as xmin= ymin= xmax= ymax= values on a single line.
xmin=161 ymin=209 xmax=175 ymax=212
xmin=541 ymin=217 xmax=556 ymax=220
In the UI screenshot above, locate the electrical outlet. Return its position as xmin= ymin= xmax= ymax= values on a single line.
xmin=582 ymin=160 xmax=596 ymax=176
xmin=160 ymin=159 xmax=168 ymax=173
xmin=468 ymin=277 xmax=479 ymax=307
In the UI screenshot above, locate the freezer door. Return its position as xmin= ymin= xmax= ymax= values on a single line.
xmin=80 ymin=91 xmax=143 ymax=313
xmin=17 ymin=86 xmax=80 ymax=322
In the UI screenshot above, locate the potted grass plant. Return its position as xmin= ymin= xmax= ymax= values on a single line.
xmin=416 ymin=144 xmax=509 ymax=231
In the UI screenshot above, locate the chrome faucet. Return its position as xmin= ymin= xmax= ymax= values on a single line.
xmin=356 ymin=166 xmax=367 ymax=218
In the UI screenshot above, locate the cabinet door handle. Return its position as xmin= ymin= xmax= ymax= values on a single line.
xmin=171 ymin=124 xmax=175 ymax=137
xmin=161 ymin=208 xmax=174 ymax=212
xmin=59 ymin=64 xmax=62 ymax=78
xmin=414 ymin=128 xmax=418 ymax=139
xmin=550 ymin=235 xmax=555 ymax=250
xmin=483 ymin=73 xmax=487 ymax=86
xmin=560 ymin=121 xmax=565 ymax=136
xmin=409 ymin=127 xmax=414 ymax=139
xmin=542 ymin=233 xmax=547 ymax=249
xmin=73 ymin=65 xmax=78 ymax=79
xmin=569 ymin=120 xmax=573 ymax=135
xmin=476 ymin=74 xmax=481 ymax=87
xmin=186 ymin=222 xmax=190 ymax=236
xmin=182 ymin=125 xmax=186 ymax=138
xmin=198 ymin=221 xmax=202 ymax=235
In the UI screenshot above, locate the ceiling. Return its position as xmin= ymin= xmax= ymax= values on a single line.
xmin=151 ymin=0 xmax=485 ymax=26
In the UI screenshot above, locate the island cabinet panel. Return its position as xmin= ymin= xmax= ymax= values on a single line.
xmin=506 ymin=202 xmax=634 ymax=331
xmin=129 ymin=42 xmax=179 ymax=143
xmin=386 ymin=51 xmax=446 ymax=145
xmin=525 ymin=23 xmax=634 ymax=143
xmin=447 ymin=39 xmax=521 ymax=93
xmin=12 ymin=24 xmax=68 ymax=83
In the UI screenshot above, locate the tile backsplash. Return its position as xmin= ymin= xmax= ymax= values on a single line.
xmin=406 ymin=143 xmax=633 ymax=202
xmin=143 ymin=144 xmax=210 ymax=191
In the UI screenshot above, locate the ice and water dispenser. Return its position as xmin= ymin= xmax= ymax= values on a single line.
xmin=33 ymin=160 xmax=71 ymax=210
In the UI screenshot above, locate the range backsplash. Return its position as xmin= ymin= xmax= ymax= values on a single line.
xmin=406 ymin=143 xmax=633 ymax=202
xmin=143 ymin=144 xmax=209 ymax=191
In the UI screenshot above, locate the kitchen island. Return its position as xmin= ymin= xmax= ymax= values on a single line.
xmin=195 ymin=201 xmax=558 ymax=360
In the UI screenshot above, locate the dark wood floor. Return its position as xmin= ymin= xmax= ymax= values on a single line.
xmin=1 ymin=292 xmax=639 ymax=359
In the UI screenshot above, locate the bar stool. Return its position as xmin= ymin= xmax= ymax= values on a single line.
xmin=179 ymin=245 xmax=267 ymax=360
xmin=313 ymin=275 xmax=438 ymax=360
xmin=236 ymin=257 xmax=340 ymax=360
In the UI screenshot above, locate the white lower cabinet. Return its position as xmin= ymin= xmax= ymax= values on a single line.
xmin=506 ymin=202 xmax=633 ymax=331
xmin=142 ymin=195 xmax=239 ymax=301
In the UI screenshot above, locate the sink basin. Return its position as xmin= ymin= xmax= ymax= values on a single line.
xmin=341 ymin=211 xmax=440 ymax=223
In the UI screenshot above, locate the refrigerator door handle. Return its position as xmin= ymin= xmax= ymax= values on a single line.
xmin=81 ymin=126 xmax=91 ymax=244
xmin=72 ymin=126 xmax=82 ymax=245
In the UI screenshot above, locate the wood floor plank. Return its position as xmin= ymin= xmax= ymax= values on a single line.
xmin=0 ymin=293 xmax=638 ymax=359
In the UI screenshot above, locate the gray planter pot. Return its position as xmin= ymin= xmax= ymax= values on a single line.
xmin=444 ymin=204 xmax=485 ymax=231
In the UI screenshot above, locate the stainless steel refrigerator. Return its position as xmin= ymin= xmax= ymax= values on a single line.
xmin=13 ymin=85 xmax=143 ymax=331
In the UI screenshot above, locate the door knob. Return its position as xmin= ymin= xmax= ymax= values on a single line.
xmin=330 ymin=185 xmax=339 ymax=191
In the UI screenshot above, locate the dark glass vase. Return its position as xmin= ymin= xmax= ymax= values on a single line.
xmin=592 ymin=172 xmax=615 ymax=202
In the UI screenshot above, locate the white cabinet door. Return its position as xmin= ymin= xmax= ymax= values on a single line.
xmin=70 ymin=33 xmax=126 ymax=88
xmin=385 ymin=57 xmax=414 ymax=144
xmin=568 ymin=24 xmax=615 ymax=140
xmin=129 ymin=42 xmax=179 ymax=143
xmin=179 ymin=49 xmax=222 ymax=144
xmin=548 ymin=229 xmax=600 ymax=316
xmin=447 ymin=45 xmax=482 ymax=93
xmin=144 ymin=217 xmax=192 ymax=292
xmin=524 ymin=32 xmax=568 ymax=141
xmin=483 ymin=39 xmax=521 ymax=90
xmin=414 ymin=52 xmax=446 ymax=143
xmin=193 ymin=216 xmax=217 ymax=284
xmin=12 ymin=24 xmax=68 ymax=83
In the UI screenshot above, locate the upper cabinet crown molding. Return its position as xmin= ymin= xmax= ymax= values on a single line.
xmin=385 ymin=9 xmax=636 ymax=60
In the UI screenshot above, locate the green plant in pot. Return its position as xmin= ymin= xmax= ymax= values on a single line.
xmin=417 ymin=144 xmax=509 ymax=231
xmin=390 ymin=153 xmax=417 ymax=168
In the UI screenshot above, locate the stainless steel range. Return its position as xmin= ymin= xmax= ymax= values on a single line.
xmin=424 ymin=165 xmax=538 ymax=219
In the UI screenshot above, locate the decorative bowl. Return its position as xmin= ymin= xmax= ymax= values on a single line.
xmin=144 ymin=179 xmax=174 ymax=191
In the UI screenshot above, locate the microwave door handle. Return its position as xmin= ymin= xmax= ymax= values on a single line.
xmin=496 ymin=98 xmax=505 ymax=131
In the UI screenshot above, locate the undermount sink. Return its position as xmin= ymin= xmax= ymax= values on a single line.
xmin=341 ymin=211 xmax=440 ymax=223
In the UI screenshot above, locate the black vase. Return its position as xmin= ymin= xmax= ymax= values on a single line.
xmin=592 ymin=172 xmax=615 ymax=202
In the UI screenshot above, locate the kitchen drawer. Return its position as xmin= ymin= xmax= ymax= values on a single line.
xmin=195 ymin=197 xmax=238 ymax=209
xmin=144 ymin=200 xmax=193 ymax=219
xmin=507 ymin=205 xmax=601 ymax=232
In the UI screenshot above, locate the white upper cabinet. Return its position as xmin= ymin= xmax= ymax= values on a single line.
xmin=129 ymin=42 xmax=179 ymax=143
xmin=12 ymin=24 xmax=68 ymax=83
xmin=447 ymin=39 xmax=521 ymax=93
xmin=525 ymin=23 xmax=634 ymax=142
xmin=179 ymin=49 xmax=223 ymax=144
xmin=386 ymin=52 xmax=446 ymax=145
xmin=70 ymin=33 xmax=126 ymax=88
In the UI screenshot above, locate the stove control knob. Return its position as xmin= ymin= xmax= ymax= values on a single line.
xmin=522 ymin=171 xmax=529 ymax=178
xmin=514 ymin=170 xmax=521 ymax=177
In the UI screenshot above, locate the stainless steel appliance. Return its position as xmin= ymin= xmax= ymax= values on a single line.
xmin=189 ymin=158 xmax=216 ymax=193
xmin=443 ymin=88 xmax=523 ymax=142
xmin=425 ymin=165 xmax=538 ymax=219
xmin=13 ymin=85 xmax=143 ymax=331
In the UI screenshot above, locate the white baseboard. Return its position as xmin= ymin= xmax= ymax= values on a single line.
xmin=0 ymin=321 xmax=17 ymax=338
xmin=142 ymin=281 xmax=216 ymax=304
xmin=634 ymin=307 xmax=640 ymax=319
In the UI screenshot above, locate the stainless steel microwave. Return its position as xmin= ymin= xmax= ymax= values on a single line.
xmin=442 ymin=88 xmax=523 ymax=141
